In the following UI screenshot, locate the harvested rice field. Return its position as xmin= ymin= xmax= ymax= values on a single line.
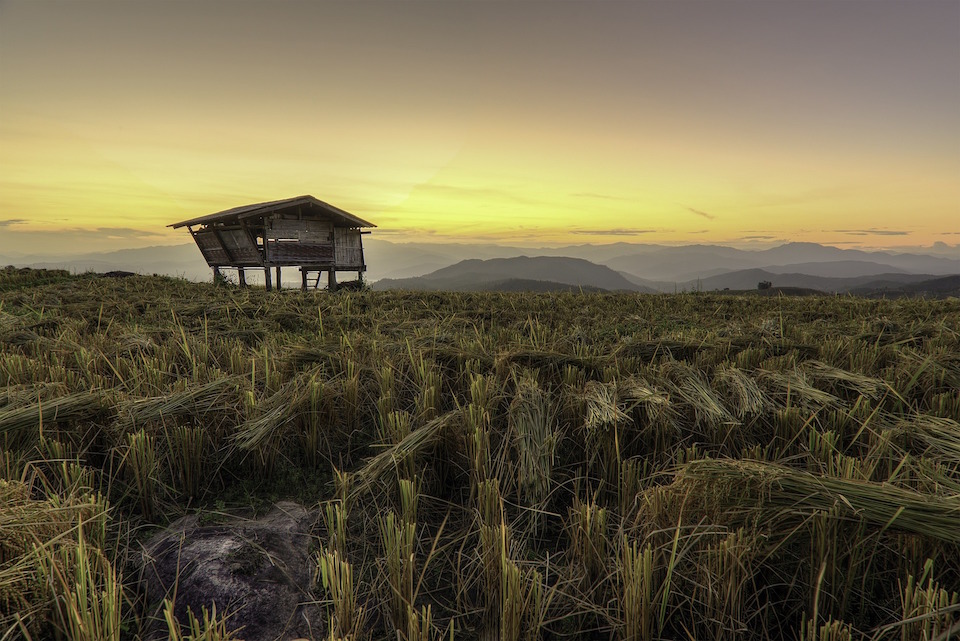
xmin=1 ymin=268 xmax=958 ymax=640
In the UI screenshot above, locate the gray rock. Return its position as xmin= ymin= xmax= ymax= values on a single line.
xmin=136 ymin=501 xmax=325 ymax=641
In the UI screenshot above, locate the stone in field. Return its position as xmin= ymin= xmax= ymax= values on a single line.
xmin=136 ymin=501 xmax=323 ymax=641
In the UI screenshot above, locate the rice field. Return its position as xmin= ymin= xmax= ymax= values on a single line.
xmin=1 ymin=268 xmax=959 ymax=640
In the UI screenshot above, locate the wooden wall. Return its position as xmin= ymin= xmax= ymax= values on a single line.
xmin=193 ymin=228 xmax=260 ymax=266
xmin=334 ymin=228 xmax=364 ymax=268
xmin=265 ymin=217 xmax=335 ymax=264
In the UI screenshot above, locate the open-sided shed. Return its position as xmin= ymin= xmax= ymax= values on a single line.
xmin=170 ymin=195 xmax=375 ymax=291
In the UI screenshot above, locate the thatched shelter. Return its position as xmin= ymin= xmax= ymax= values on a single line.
xmin=170 ymin=195 xmax=375 ymax=291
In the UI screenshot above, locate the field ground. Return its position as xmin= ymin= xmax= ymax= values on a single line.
xmin=1 ymin=268 xmax=959 ymax=640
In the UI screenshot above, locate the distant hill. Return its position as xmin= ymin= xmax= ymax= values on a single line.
xmin=672 ymin=269 xmax=942 ymax=294
xmin=850 ymin=274 xmax=960 ymax=298
xmin=1 ymin=244 xmax=211 ymax=281
xmin=615 ymin=271 xmax=668 ymax=291
xmin=372 ymin=256 xmax=656 ymax=292
xmin=757 ymin=243 xmax=960 ymax=275
xmin=762 ymin=260 xmax=908 ymax=278
xmin=605 ymin=245 xmax=764 ymax=281
xmin=372 ymin=276 xmax=608 ymax=293
xmin=602 ymin=242 xmax=960 ymax=282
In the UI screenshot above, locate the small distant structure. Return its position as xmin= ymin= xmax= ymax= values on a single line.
xmin=170 ymin=196 xmax=375 ymax=291
xmin=757 ymin=280 xmax=772 ymax=290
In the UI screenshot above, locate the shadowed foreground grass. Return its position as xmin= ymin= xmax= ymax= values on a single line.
xmin=1 ymin=269 xmax=958 ymax=640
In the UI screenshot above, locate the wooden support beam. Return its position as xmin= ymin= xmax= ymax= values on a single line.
xmin=328 ymin=270 xmax=337 ymax=292
xmin=211 ymin=227 xmax=236 ymax=263
xmin=275 ymin=265 xmax=282 ymax=290
xmin=264 ymin=264 xmax=272 ymax=291
xmin=301 ymin=268 xmax=308 ymax=292
xmin=238 ymin=268 xmax=246 ymax=287
xmin=239 ymin=219 xmax=262 ymax=265
xmin=212 ymin=266 xmax=221 ymax=284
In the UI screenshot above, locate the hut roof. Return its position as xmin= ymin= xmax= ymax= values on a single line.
xmin=169 ymin=195 xmax=376 ymax=229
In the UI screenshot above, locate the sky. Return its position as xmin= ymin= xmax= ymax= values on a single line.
xmin=1 ymin=0 xmax=958 ymax=255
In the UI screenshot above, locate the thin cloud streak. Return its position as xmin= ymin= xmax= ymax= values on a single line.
xmin=2 ymin=226 xmax=162 ymax=237
xmin=370 ymin=228 xmax=438 ymax=236
xmin=832 ymin=229 xmax=911 ymax=236
xmin=571 ymin=228 xmax=657 ymax=236
xmin=686 ymin=207 xmax=716 ymax=220
xmin=96 ymin=227 xmax=162 ymax=237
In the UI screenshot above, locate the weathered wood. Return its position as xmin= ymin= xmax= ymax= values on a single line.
xmin=275 ymin=265 xmax=282 ymax=291
xmin=212 ymin=266 xmax=221 ymax=283
xmin=266 ymin=219 xmax=332 ymax=244
xmin=328 ymin=270 xmax=337 ymax=292
xmin=269 ymin=242 xmax=334 ymax=264
xmin=264 ymin=265 xmax=273 ymax=292
xmin=211 ymin=228 xmax=236 ymax=263
xmin=239 ymin=219 xmax=261 ymax=265
xmin=193 ymin=230 xmax=230 ymax=265
xmin=219 ymin=229 xmax=260 ymax=263
xmin=192 ymin=229 xmax=259 ymax=266
xmin=238 ymin=268 xmax=247 ymax=287
xmin=334 ymin=228 xmax=364 ymax=268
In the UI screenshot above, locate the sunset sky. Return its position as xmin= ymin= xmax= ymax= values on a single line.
xmin=1 ymin=0 xmax=958 ymax=254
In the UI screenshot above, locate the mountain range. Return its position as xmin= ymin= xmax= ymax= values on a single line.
xmin=2 ymin=239 xmax=958 ymax=295
xmin=371 ymin=258 xmax=958 ymax=296
xmin=371 ymin=256 xmax=657 ymax=293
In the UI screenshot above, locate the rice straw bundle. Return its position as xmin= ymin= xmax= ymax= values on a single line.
xmin=0 ymin=391 xmax=107 ymax=436
xmin=350 ymin=411 xmax=458 ymax=501
xmin=677 ymin=459 xmax=960 ymax=544
xmin=118 ymin=376 xmax=243 ymax=433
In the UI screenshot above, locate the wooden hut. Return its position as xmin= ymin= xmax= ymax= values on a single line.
xmin=170 ymin=195 xmax=375 ymax=291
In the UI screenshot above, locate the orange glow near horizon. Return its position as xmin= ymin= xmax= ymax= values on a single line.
xmin=1 ymin=1 xmax=957 ymax=255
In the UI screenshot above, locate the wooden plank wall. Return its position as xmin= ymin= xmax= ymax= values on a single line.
xmin=219 ymin=229 xmax=261 ymax=264
xmin=193 ymin=228 xmax=261 ymax=266
xmin=266 ymin=218 xmax=332 ymax=242
xmin=263 ymin=218 xmax=336 ymax=264
xmin=334 ymin=228 xmax=364 ymax=268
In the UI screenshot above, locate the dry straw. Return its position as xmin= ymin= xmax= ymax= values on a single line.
xmin=677 ymin=459 xmax=960 ymax=544
xmin=350 ymin=411 xmax=458 ymax=501
xmin=0 ymin=391 xmax=106 ymax=438
xmin=119 ymin=376 xmax=244 ymax=433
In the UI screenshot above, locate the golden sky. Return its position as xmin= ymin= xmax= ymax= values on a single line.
xmin=1 ymin=1 xmax=958 ymax=254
